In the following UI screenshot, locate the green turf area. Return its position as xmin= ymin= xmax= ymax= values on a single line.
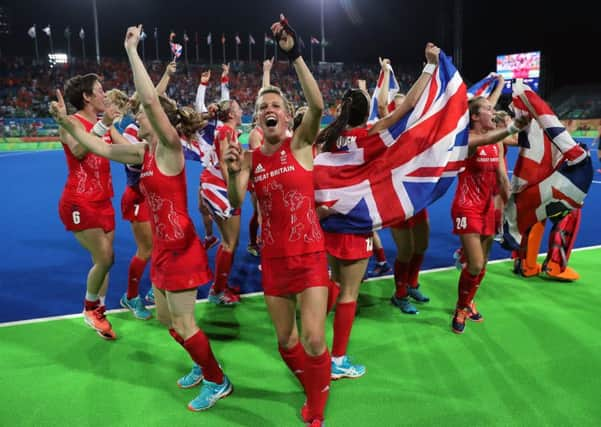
xmin=1 ymin=249 xmax=600 ymax=426
xmin=0 ymin=137 xmax=62 ymax=151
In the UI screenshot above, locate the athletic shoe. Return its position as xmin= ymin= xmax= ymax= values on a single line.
xmin=307 ymin=420 xmax=326 ymax=427
xmin=390 ymin=295 xmax=418 ymax=314
xmin=452 ymin=307 xmax=471 ymax=334
xmin=203 ymin=235 xmax=219 ymax=250
xmin=247 ymin=243 xmax=260 ymax=257
xmin=96 ymin=329 xmax=117 ymax=340
xmin=369 ymin=261 xmax=391 ymax=277
xmin=145 ymin=287 xmax=155 ymax=304
xmin=208 ymin=286 xmax=240 ymax=306
xmin=120 ymin=293 xmax=152 ymax=320
xmin=331 ymin=355 xmax=366 ymax=380
xmin=408 ymin=285 xmax=430 ymax=303
xmin=468 ymin=301 xmax=483 ymax=322
xmin=187 ymin=375 xmax=233 ymax=412
xmin=83 ymin=305 xmax=112 ymax=334
xmin=177 ymin=364 xmax=204 ymax=389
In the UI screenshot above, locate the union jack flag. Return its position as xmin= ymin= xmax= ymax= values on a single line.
xmin=314 ymin=51 xmax=469 ymax=233
xmin=181 ymin=120 xmax=217 ymax=168
xmin=367 ymin=64 xmax=400 ymax=124
xmin=467 ymin=73 xmax=498 ymax=99
xmin=502 ymin=80 xmax=593 ymax=249
xmin=170 ymin=41 xmax=183 ymax=58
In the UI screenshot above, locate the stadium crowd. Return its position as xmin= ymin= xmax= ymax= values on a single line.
xmin=0 ymin=56 xmax=418 ymax=122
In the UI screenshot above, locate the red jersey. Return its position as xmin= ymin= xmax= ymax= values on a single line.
xmin=251 ymin=138 xmax=325 ymax=259
xmin=452 ymin=143 xmax=499 ymax=213
xmin=139 ymin=149 xmax=197 ymax=250
xmin=61 ymin=113 xmax=113 ymax=201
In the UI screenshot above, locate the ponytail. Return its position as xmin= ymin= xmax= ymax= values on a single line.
xmin=316 ymin=94 xmax=353 ymax=152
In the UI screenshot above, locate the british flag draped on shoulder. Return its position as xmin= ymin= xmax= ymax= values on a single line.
xmin=502 ymin=80 xmax=593 ymax=250
xmin=467 ymin=73 xmax=498 ymax=100
xmin=180 ymin=119 xmax=218 ymax=166
xmin=314 ymin=52 xmax=469 ymax=234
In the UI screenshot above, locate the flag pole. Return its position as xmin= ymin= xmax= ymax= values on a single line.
xmin=195 ymin=32 xmax=199 ymax=63
xmin=154 ymin=28 xmax=159 ymax=61
xmin=81 ymin=30 xmax=86 ymax=61
xmin=320 ymin=0 xmax=326 ymax=62
xmin=92 ymin=0 xmax=100 ymax=64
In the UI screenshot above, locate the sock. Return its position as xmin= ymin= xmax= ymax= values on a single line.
xmin=278 ymin=341 xmax=307 ymax=391
xmin=169 ymin=328 xmax=185 ymax=346
xmin=305 ymin=349 xmax=331 ymax=422
xmin=407 ymin=253 xmax=424 ymax=288
xmin=183 ymin=330 xmax=224 ymax=384
xmin=374 ymin=247 xmax=386 ymax=263
xmin=213 ymin=246 xmax=234 ymax=293
xmin=393 ymin=259 xmax=409 ymax=298
xmin=249 ymin=211 xmax=259 ymax=246
xmin=127 ymin=256 xmax=148 ymax=299
xmin=99 ymin=296 xmax=106 ymax=307
xmin=331 ymin=301 xmax=357 ymax=358
xmin=84 ymin=297 xmax=99 ymax=311
xmin=467 ymin=269 xmax=486 ymax=303
xmin=457 ymin=267 xmax=480 ymax=308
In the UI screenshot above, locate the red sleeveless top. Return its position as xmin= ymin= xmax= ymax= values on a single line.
xmin=251 ymin=138 xmax=325 ymax=259
xmin=452 ymin=142 xmax=499 ymax=213
xmin=61 ymin=113 xmax=113 ymax=201
xmin=139 ymin=149 xmax=197 ymax=249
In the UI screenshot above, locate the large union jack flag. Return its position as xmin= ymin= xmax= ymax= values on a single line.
xmin=314 ymin=52 xmax=469 ymax=234
xmin=502 ymin=80 xmax=593 ymax=249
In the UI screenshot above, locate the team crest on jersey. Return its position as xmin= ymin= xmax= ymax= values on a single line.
xmin=255 ymin=163 xmax=265 ymax=173
xmin=280 ymin=150 xmax=287 ymax=164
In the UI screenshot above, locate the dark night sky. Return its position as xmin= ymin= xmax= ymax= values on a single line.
xmin=1 ymin=0 xmax=599 ymax=93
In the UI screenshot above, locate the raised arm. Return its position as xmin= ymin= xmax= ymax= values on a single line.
xmin=124 ymin=25 xmax=180 ymax=150
xmin=376 ymin=58 xmax=391 ymax=119
xmin=469 ymin=115 xmax=530 ymax=148
xmin=51 ymin=90 xmax=145 ymax=165
xmin=194 ymin=70 xmax=211 ymax=113
xmin=220 ymin=63 xmax=230 ymax=101
xmin=155 ymin=61 xmax=177 ymax=96
xmin=272 ymin=15 xmax=323 ymax=148
xmin=487 ymin=73 xmax=505 ymax=108
xmin=369 ymin=43 xmax=439 ymax=135
xmin=262 ymin=57 xmax=273 ymax=89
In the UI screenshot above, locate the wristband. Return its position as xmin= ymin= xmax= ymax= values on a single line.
xmin=91 ymin=121 xmax=109 ymax=137
xmin=506 ymin=123 xmax=519 ymax=135
xmin=422 ymin=63 xmax=437 ymax=75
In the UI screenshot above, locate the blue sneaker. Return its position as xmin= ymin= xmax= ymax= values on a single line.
xmin=369 ymin=261 xmax=392 ymax=277
xmin=145 ymin=288 xmax=155 ymax=304
xmin=187 ymin=375 xmax=233 ymax=412
xmin=177 ymin=364 xmax=204 ymax=389
xmin=331 ymin=355 xmax=366 ymax=380
xmin=408 ymin=285 xmax=430 ymax=303
xmin=390 ymin=295 xmax=419 ymax=314
xmin=119 ymin=294 xmax=152 ymax=320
